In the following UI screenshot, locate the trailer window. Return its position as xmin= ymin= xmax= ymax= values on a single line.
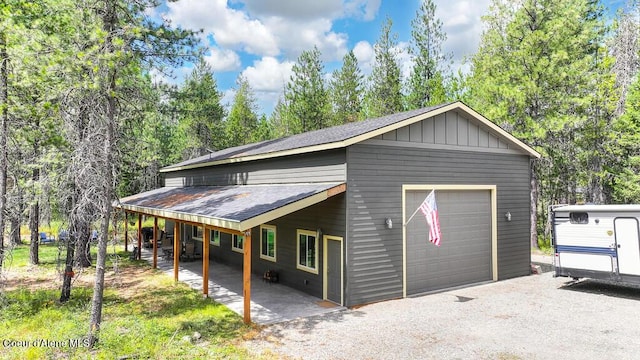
xmin=570 ymin=212 xmax=589 ymax=224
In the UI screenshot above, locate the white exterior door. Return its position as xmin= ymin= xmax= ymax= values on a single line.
xmin=614 ymin=218 xmax=640 ymax=276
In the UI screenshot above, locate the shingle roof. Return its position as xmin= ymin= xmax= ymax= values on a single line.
xmin=161 ymin=101 xmax=540 ymax=172
xmin=162 ymin=103 xmax=451 ymax=171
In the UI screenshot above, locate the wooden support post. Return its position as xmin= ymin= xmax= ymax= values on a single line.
xmin=137 ymin=213 xmax=142 ymax=260
xmin=124 ymin=212 xmax=128 ymax=252
xmin=174 ymin=221 xmax=180 ymax=282
xmin=243 ymin=229 xmax=252 ymax=324
xmin=152 ymin=217 xmax=158 ymax=269
xmin=203 ymin=227 xmax=210 ymax=298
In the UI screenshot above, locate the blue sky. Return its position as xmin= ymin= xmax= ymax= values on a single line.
xmin=157 ymin=0 xmax=628 ymax=117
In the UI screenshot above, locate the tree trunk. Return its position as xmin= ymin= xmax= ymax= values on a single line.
xmin=89 ymin=0 xmax=117 ymax=346
xmin=60 ymin=227 xmax=75 ymax=303
xmin=530 ymin=160 xmax=539 ymax=249
xmin=75 ymin=220 xmax=92 ymax=267
xmin=29 ymin=120 xmax=41 ymax=264
xmin=29 ymin=199 xmax=39 ymax=265
xmin=0 ymin=31 xmax=9 ymax=270
xmin=89 ymin=202 xmax=111 ymax=345
xmin=9 ymin=216 xmax=20 ymax=246
xmin=60 ymin=184 xmax=79 ymax=303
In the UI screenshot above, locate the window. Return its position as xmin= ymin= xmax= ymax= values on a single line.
xmin=570 ymin=212 xmax=589 ymax=224
xmin=210 ymin=229 xmax=220 ymax=246
xmin=192 ymin=225 xmax=203 ymax=241
xmin=260 ymin=225 xmax=277 ymax=261
xmin=232 ymin=234 xmax=244 ymax=253
xmin=297 ymin=229 xmax=318 ymax=274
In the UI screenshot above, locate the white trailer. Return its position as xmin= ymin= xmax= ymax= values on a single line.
xmin=552 ymin=204 xmax=640 ymax=285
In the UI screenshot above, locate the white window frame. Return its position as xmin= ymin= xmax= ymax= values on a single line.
xmin=232 ymin=234 xmax=244 ymax=253
xmin=296 ymin=229 xmax=318 ymax=274
xmin=192 ymin=225 xmax=203 ymax=241
xmin=210 ymin=229 xmax=220 ymax=246
xmin=260 ymin=225 xmax=277 ymax=262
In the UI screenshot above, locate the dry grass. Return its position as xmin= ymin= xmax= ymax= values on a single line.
xmin=0 ymin=244 xmax=253 ymax=360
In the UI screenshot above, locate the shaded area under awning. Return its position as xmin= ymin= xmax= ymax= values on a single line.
xmin=117 ymin=182 xmax=346 ymax=231
xmin=140 ymin=248 xmax=344 ymax=324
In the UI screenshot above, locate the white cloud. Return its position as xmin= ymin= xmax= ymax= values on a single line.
xmin=241 ymin=0 xmax=381 ymax=21
xmin=242 ymin=56 xmax=294 ymax=92
xmin=240 ymin=0 xmax=343 ymax=20
xmin=164 ymin=0 xmax=279 ymax=56
xmin=263 ymin=16 xmax=348 ymax=61
xmin=204 ymin=48 xmax=241 ymax=72
xmin=160 ymin=0 xmax=486 ymax=115
xmin=241 ymin=56 xmax=297 ymax=116
xmin=434 ymin=0 xmax=490 ymax=66
xmin=353 ymin=40 xmax=374 ymax=74
xmin=164 ymin=0 xmax=365 ymax=64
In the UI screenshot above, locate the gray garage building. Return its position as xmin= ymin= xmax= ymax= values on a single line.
xmin=119 ymin=101 xmax=540 ymax=319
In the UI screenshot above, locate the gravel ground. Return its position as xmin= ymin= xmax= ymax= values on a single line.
xmin=243 ymin=273 xmax=640 ymax=359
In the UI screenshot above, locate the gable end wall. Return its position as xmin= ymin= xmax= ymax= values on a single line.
xmin=345 ymin=143 xmax=531 ymax=307
xmin=374 ymin=110 xmax=511 ymax=151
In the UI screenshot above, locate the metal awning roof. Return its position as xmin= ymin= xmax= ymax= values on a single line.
xmin=116 ymin=182 xmax=346 ymax=232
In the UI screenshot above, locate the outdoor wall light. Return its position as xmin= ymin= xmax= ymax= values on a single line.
xmin=505 ymin=212 xmax=512 ymax=222
xmin=385 ymin=218 xmax=393 ymax=229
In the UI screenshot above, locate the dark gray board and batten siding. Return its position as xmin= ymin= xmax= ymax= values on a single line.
xmin=344 ymin=143 xmax=531 ymax=307
xmin=342 ymin=110 xmax=531 ymax=306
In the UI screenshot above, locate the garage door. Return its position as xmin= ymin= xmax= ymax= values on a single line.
xmin=406 ymin=189 xmax=492 ymax=295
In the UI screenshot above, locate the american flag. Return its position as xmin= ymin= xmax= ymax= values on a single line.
xmin=419 ymin=190 xmax=442 ymax=246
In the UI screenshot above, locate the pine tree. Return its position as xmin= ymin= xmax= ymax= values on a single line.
xmin=48 ymin=0 xmax=199 ymax=345
xmin=609 ymin=73 xmax=640 ymax=203
xmin=174 ymin=58 xmax=226 ymax=158
xmin=610 ymin=1 xmax=640 ymax=115
xmin=284 ymin=46 xmax=331 ymax=133
xmin=270 ymin=95 xmax=292 ymax=137
xmin=468 ymin=0 xmax=609 ymax=245
xmin=406 ymin=0 xmax=451 ymax=109
xmin=252 ymin=114 xmax=273 ymax=142
xmin=364 ymin=17 xmax=403 ymax=118
xmin=330 ymin=50 xmax=364 ymax=124
xmin=118 ymin=78 xmax=178 ymax=195
xmin=225 ymin=75 xmax=259 ymax=148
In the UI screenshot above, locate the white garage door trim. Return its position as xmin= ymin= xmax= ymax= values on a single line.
xmin=401 ymin=184 xmax=498 ymax=298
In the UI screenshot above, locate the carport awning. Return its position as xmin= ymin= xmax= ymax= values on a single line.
xmin=117 ymin=182 xmax=346 ymax=232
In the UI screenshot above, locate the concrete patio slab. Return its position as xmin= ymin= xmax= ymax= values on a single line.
xmin=139 ymin=248 xmax=344 ymax=324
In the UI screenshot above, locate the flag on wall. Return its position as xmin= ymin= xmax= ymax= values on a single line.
xmin=419 ymin=190 xmax=442 ymax=246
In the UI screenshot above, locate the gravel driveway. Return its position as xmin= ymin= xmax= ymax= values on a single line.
xmin=244 ymin=272 xmax=640 ymax=359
